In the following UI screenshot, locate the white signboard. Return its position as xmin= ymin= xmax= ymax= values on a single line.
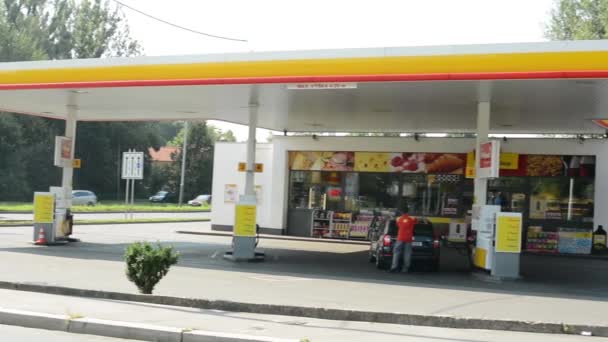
xmin=477 ymin=140 xmax=500 ymax=179
xmin=54 ymin=136 xmax=73 ymax=167
xmin=122 ymin=152 xmax=144 ymax=180
xmin=287 ymin=82 xmax=357 ymax=90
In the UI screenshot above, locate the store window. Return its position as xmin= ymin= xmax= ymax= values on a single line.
xmin=357 ymin=173 xmax=400 ymax=211
xmin=529 ymin=177 xmax=594 ymax=223
xmin=288 ymin=171 xmax=348 ymax=211
xmin=402 ymin=174 xmax=464 ymax=217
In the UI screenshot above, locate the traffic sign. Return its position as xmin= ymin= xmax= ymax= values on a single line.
xmin=122 ymin=151 xmax=144 ymax=179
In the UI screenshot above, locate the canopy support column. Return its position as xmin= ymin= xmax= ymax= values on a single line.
xmin=225 ymin=86 xmax=264 ymax=261
xmin=474 ymin=101 xmax=490 ymax=205
xmin=61 ymin=106 xmax=77 ymax=201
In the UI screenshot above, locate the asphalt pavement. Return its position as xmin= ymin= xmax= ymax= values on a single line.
xmin=0 ymin=222 xmax=606 ymax=329
xmin=0 ymin=324 xmax=140 ymax=342
xmin=0 ymin=289 xmax=604 ymax=342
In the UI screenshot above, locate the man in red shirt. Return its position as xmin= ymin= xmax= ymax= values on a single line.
xmin=390 ymin=208 xmax=418 ymax=273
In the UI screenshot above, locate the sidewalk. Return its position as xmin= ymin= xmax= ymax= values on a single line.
xmin=0 ymin=289 xmax=603 ymax=342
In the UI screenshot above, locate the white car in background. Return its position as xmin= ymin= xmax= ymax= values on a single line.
xmin=188 ymin=194 xmax=211 ymax=206
xmin=72 ymin=190 xmax=98 ymax=206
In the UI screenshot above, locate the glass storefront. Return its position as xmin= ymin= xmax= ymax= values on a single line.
xmin=286 ymin=150 xmax=596 ymax=254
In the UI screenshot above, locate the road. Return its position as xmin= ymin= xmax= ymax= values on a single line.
xmin=0 ymin=211 xmax=211 ymax=221
xmin=0 ymin=324 xmax=139 ymax=342
xmin=0 ymin=221 xmax=606 ymax=329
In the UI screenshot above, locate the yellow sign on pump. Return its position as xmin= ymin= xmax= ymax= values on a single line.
xmin=34 ymin=193 xmax=55 ymax=223
xmin=234 ymin=204 xmax=257 ymax=237
xmin=495 ymin=213 xmax=523 ymax=253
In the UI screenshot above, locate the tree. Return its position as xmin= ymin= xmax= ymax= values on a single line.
xmin=0 ymin=0 xmax=154 ymax=201
xmin=163 ymin=123 xmax=236 ymax=200
xmin=546 ymin=0 xmax=608 ymax=40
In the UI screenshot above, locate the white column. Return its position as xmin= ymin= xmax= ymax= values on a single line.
xmin=245 ymin=105 xmax=258 ymax=196
xmin=474 ymin=101 xmax=490 ymax=205
xmin=62 ymin=104 xmax=78 ymax=207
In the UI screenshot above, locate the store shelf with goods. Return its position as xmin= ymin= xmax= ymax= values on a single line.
xmin=330 ymin=212 xmax=352 ymax=239
xmin=311 ymin=209 xmax=333 ymax=238
xmin=332 ymin=223 xmax=351 ymax=239
xmin=348 ymin=213 xmax=374 ymax=240
xmin=526 ymin=226 xmax=559 ymax=253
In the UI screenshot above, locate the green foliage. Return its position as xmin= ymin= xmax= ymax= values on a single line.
xmin=0 ymin=0 xmax=158 ymax=201
xmin=546 ymin=0 xmax=608 ymax=40
xmin=124 ymin=242 xmax=179 ymax=294
xmin=164 ymin=122 xmax=236 ymax=200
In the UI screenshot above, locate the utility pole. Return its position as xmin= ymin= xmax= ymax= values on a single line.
xmin=178 ymin=121 xmax=189 ymax=206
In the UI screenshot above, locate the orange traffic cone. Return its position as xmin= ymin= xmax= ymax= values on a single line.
xmin=35 ymin=227 xmax=47 ymax=245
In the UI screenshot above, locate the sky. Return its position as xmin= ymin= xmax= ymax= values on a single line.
xmin=117 ymin=0 xmax=555 ymax=141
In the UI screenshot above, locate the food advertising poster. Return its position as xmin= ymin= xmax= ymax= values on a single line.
xmin=289 ymin=151 xmax=354 ymax=171
xmin=289 ymin=151 xmax=465 ymax=174
xmin=224 ymin=184 xmax=238 ymax=203
xmin=478 ymin=141 xmax=500 ymax=178
xmin=526 ymin=155 xmax=595 ymax=177
xmin=54 ymin=136 xmax=73 ymax=167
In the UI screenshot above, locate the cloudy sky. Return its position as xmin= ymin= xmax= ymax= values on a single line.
xmin=118 ymin=0 xmax=555 ymax=140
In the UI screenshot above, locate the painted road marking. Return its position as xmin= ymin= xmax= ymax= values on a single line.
xmin=248 ymin=275 xmax=314 ymax=282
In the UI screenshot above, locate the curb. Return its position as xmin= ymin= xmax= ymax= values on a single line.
xmin=0 ymin=308 xmax=297 ymax=342
xmin=0 ymin=219 xmax=210 ymax=227
xmin=0 ymin=281 xmax=606 ymax=337
xmin=176 ymin=230 xmax=370 ymax=245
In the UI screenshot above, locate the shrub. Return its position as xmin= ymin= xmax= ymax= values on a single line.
xmin=124 ymin=242 xmax=179 ymax=294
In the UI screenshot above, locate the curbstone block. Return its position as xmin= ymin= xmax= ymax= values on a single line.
xmin=0 ymin=308 xmax=69 ymax=332
xmin=68 ymin=317 xmax=182 ymax=342
xmin=182 ymin=330 xmax=299 ymax=342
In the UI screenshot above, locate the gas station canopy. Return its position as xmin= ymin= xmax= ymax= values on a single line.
xmin=2 ymin=40 xmax=608 ymax=133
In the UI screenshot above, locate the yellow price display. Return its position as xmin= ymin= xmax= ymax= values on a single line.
xmin=495 ymin=214 xmax=522 ymax=253
xmin=34 ymin=193 xmax=55 ymax=224
xmin=234 ymin=204 xmax=256 ymax=237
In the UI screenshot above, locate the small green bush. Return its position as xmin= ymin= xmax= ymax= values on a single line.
xmin=125 ymin=242 xmax=179 ymax=294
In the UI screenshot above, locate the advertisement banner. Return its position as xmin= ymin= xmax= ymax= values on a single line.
xmin=234 ymin=204 xmax=257 ymax=237
xmin=54 ymin=136 xmax=73 ymax=167
xmin=495 ymin=213 xmax=523 ymax=253
xmin=466 ymin=152 xmax=520 ymax=178
xmin=478 ymin=141 xmax=500 ymax=178
xmin=224 ymin=184 xmax=238 ymax=203
xmin=500 ymin=153 xmax=519 ymax=170
xmin=290 ymin=151 xmax=465 ymax=174
xmin=289 ymin=151 xmax=354 ymax=171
